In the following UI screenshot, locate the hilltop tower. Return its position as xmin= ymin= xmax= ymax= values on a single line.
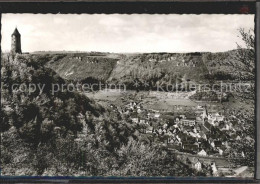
xmin=11 ymin=27 xmax=22 ymax=55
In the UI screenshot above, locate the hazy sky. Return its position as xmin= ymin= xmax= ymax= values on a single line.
xmin=1 ymin=14 xmax=254 ymax=53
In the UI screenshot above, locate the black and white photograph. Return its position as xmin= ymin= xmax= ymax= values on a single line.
xmin=0 ymin=13 xmax=255 ymax=177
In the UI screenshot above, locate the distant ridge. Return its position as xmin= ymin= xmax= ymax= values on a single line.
xmin=45 ymin=49 xmax=252 ymax=89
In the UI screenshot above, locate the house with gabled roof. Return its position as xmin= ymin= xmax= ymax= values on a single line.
xmin=198 ymin=149 xmax=207 ymax=156
xmin=186 ymin=157 xmax=202 ymax=171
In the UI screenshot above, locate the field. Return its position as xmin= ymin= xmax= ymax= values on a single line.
xmin=85 ymin=90 xmax=198 ymax=111
xmin=85 ymin=89 xmax=128 ymax=102
xmin=85 ymin=89 xmax=252 ymax=116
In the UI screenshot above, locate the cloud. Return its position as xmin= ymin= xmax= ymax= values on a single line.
xmin=1 ymin=14 xmax=254 ymax=53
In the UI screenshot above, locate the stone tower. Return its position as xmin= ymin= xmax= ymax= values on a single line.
xmin=11 ymin=27 xmax=22 ymax=55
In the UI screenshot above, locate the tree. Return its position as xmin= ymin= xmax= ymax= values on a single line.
xmin=225 ymin=28 xmax=255 ymax=168
xmin=235 ymin=28 xmax=255 ymax=76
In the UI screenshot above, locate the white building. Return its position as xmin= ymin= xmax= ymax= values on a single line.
xmin=197 ymin=149 xmax=207 ymax=156
xmin=211 ymin=162 xmax=218 ymax=176
xmin=131 ymin=118 xmax=139 ymax=124
xmin=194 ymin=161 xmax=202 ymax=171
xmin=219 ymin=148 xmax=223 ymax=156
xmin=154 ymin=113 xmax=160 ymax=118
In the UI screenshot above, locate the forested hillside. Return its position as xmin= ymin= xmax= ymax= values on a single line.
xmin=1 ymin=54 xmax=197 ymax=176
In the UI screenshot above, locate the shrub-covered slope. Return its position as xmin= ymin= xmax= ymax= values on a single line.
xmin=202 ymin=50 xmax=254 ymax=80
xmin=108 ymin=53 xmax=209 ymax=89
xmin=47 ymin=50 xmax=251 ymax=90
xmin=46 ymin=53 xmax=119 ymax=81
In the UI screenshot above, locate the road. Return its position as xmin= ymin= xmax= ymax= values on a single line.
xmin=168 ymin=148 xmax=229 ymax=166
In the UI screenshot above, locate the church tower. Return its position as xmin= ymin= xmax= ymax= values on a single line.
xmin=11 ymin=27 xmax=22 ymax=55
xmin=202 ymin=105 xmax=208 ymax=120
